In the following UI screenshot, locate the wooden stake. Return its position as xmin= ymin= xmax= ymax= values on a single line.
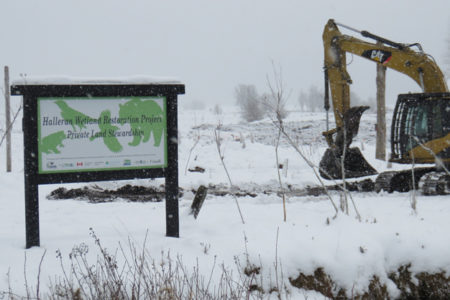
xmin=190 ymin=185 xmax=208 ymax=219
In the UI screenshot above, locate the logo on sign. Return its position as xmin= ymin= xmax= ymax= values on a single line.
xmin=46 ymin=162 xmax=57 ymax=169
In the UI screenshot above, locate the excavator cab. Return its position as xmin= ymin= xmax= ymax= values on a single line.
xmin=391 ymin=93 xmax=450 ymax=166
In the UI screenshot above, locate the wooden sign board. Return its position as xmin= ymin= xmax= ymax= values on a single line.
xmin=11 ymin=79 xmax=184 ymax=248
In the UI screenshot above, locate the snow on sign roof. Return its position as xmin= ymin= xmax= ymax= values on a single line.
xmin=11 ymin=75 xmax=182 ymax=86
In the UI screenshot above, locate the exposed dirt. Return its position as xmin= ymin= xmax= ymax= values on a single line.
xmin=289 ymin=264 xmax=449 ymax=299
xmin=47 ymin=184 xmax=171 ymax=203
xmin=47 ymin=179 xmax=375 ymax=203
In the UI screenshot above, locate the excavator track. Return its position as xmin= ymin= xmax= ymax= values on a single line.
xmin=419 ymin=171 xmax=450 ymax=195
xmin=374 ymin=171 xmax=399 ymax=193
xmin=375 ymin=167 xmax=435 ymax=193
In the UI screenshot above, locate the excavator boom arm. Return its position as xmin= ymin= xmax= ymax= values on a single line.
xmin=323 ymin=19 xmax=448 ymax=129
xmin=338 ymin=37 xmax=448 ymax=92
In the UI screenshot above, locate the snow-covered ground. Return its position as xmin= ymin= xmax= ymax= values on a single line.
xmin=0 ymin=104 xmax=449 ymax=299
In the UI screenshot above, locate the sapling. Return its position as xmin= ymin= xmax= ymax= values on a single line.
xmin=184 ymin=129 xmax=200 ymax=175
xmin=264 ymin=63 xmax=340 ymax=216
xmin=340 ymin=116 xmax=349 ymax=215
xmin=214 ymin=124 xmax=245 ymax=224
xmin=264 ymin=62 xmax=290 ymax=222
xmin=274 ymin=124 xmax=287 ymax=221
xmin=339 ymin=115 xmax=361 ymax=220
xmin=409 ymin=135 xmax=417 ymax=214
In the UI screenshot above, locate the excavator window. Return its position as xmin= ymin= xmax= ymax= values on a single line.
xmin=413 ymin=106 xmax=428 ymax=138
xmin=403 ymin=98 xmax=449 ymax=152
xmin=403 ymin=105 xmax=414 ymax=151
xmin=443 ymin=103 xmax=450 ymax=134
xmin=391 ymin=93 xmax=450 ymax=162
xmin=404 ymin=103 xmax=429 ymax=151
xmin=432 ymin=105 xmax=443 ymax=139
xmin=431 ymin=100 xmax=450 ymax=139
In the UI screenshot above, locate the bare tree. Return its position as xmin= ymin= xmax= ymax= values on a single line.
xmin=235 ymin=84 xmax=264 ymax=122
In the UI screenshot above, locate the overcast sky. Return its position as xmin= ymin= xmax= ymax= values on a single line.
xmin=1 ymin=0 xmax=449 ymax=108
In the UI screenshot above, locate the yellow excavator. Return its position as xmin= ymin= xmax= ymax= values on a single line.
xmin=320 ymin=19 xmax=450 ymax=195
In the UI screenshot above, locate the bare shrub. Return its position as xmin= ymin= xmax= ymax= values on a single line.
xmin=15 ymin=229 xmax=289 ymax=299
xmin=261 ymin=92 xmax=289 ymax=120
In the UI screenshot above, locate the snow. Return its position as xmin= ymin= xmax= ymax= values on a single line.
xmin=0 ymin=105 xmax=449 ymax=299
xmin=11 ymin=75 xmax=181 ymax=86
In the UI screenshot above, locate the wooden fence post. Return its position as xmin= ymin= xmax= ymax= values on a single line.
xmin=4 ymin=66 xmax=12 ymax=172
xmin=376 ymin=55 xmax=386 ymax=161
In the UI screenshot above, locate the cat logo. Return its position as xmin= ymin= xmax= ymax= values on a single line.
xmin=362 ymin=49 xmax=392 ymax=65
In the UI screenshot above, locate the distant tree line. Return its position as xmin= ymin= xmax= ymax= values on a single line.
xmin=297 ymin=85 xmax=376 ymax=113
xmin=234 ymin=83 xmax=377 ymax=122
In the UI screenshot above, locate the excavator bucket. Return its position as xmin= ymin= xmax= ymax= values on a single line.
xmin=319 ymin=106 xmax=378 ymax=180
xmin=319 ymin=147 xmax=378 ymax=179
